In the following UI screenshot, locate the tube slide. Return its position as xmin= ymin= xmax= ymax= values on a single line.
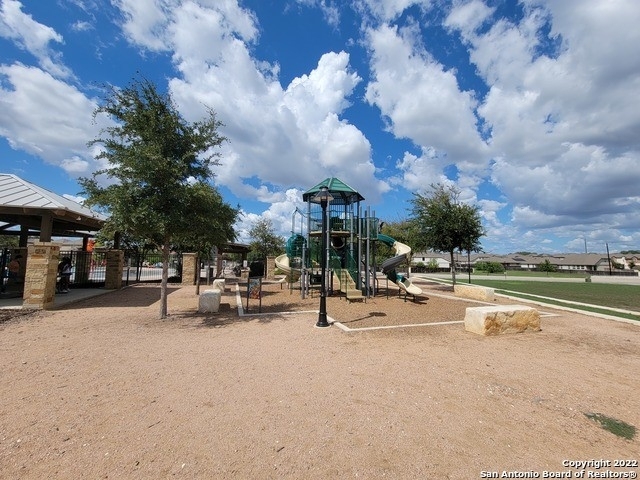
xmin=275 ymin=254 xmax=301 ymax=283
xmin=377 ymin=234 xmax=423 ymax=296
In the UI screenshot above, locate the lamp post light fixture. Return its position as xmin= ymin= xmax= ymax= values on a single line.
xmin=312 ymin=185 xmax=333 ymax=328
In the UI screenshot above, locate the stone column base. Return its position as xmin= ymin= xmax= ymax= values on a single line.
xmin=23 ymin=243 xmax=60 ymax=310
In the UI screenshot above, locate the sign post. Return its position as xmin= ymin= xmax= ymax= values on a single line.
xmin=246 ymin=277 xmax=262 ymax=313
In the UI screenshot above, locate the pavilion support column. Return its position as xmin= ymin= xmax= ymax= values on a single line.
xmin=39 ymin=212 xmax=53 ymax=242
xmin=104 ymin=250 xmax=124 ymax=290
xmin=181 ymin=253 xmax=198 ymax=285
xmin=23 ymin=242 xmax=59 ymax=310
xmin=19 ymin=225 xmax=29 ymax=247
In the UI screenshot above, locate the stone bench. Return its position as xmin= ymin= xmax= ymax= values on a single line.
xmin=454 ymin=283 xmax=495 ymax=302
xmin=464 ymin=305 xmax=540 ymax=336
xmin=198 ymin=289 xmax=222 ymax=313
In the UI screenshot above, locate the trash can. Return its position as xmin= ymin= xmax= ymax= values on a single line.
xmin=249 ymin=261 xmax=264 ymax=278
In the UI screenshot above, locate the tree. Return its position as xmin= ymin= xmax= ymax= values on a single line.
xmin=426 ymin=258 xmax=440 ymax=272
xmin=0 ymin=236 xmax=20 ymax=249
xmin=410 ymin=184 xmax=484 ymax=285
xmin=173 ymin=183 xmax=239 ymax=294
xmin=538 ymin=259 xmax=557 ymax=274
xmin=379 ymin=219 xmax=419 ymax=248
xmin=80 ymin=77 xmax=227 ymax=319
xmin=377 ymin=220 xmax=408 ymax=268
xmin=247 ymin=219 xmax=285 ymax=264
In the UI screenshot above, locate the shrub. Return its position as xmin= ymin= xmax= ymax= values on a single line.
xmin=475 ymin=261 xmax=505 ymax=273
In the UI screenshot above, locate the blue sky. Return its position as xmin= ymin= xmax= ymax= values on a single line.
xmin=1 ymin=0 xmax=639 ymax=254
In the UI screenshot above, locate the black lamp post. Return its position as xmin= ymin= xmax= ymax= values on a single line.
xmin=313 ymin=186 xmax=333 ymax=328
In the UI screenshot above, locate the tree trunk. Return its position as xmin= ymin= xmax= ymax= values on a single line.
xmin=195 ymin=259 xmax=201 ymax=295
xmin=449 ymin=250 xmax=456 ymax=285
xmin=160 ymin=242 xmax=170 ymax=319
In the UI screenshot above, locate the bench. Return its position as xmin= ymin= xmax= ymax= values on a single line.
xmin=464 ymin=305 xmax=540 ymax=336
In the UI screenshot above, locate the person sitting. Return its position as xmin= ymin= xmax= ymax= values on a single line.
xmin=8 ymin=254 xmax=23 ymax=284
xmin=3 ymin=254 xmax=22 ymax=293
xmin=58 ymin=257 xmax=72 ymax=293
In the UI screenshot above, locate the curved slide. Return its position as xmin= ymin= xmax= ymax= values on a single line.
xmin=377 ymin=234 xmax=423 ymax=296
xmin=275 ymin=254 xmax=301 ymax=283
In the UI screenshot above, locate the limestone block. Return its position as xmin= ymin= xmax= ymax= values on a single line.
xmin=212 ymin=279 xmax=226 ymax=291
xmin=198 ymin=289 xmax=221 ymax=313
xmin=464 ymin=305 xmax=540 ymax=335
xmin=182 ymin=253 xmax=198 ymax=286
xmin=454 ymin=283 xmax=495 ymax=302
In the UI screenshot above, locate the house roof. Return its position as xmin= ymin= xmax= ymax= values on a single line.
xmin=0 ymin=173 xmax=106 ymax=240
xmin=412 ymin=251 xmax=450 ymax=260
xmin=555 ymin=253 xmax=609 ymax=265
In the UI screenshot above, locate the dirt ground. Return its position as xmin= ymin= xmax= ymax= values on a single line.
xmin=1 ymin=278 xmax=639 ymax=479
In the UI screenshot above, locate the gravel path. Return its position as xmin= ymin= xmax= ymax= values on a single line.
xmin=1 ymin=281 xmax=638 ymax=479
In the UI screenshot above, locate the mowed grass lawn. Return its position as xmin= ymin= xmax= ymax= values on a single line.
xmin=470 ymin=280 xmax=640 ymax=322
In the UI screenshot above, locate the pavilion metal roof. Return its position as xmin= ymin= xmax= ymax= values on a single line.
xmin=302 ymin=177 xmax=365 ymax=205
xmin=0 ymin=173 xmax=106 ymax=240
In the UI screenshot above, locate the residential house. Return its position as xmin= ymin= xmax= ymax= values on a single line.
xmin=610 ymin=254 xmax=639 ymax=271
xmin=555 ymin=253 xmax=611 ymax=272
xmin=411 ymin=251 xmax=450 ymax=270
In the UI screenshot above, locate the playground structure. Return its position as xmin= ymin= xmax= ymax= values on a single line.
xmin=276 ymin=177 xmax=422 ymax=301
xmin=377 ymin=234 xmax=424 ymax=300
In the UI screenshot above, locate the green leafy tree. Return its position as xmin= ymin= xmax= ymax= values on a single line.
xmin=426 ymin=258 xmax=439 ymax=272
xmin=80 ymin=77 xmax=227 ymax=319
xmin=379 ymin=219 xmax=419 ymax=247
xmin=173 ymin=183 xmax=239 ymax=293
xmin=538 ymin=259 xmax=557 ymax=274
xmin=248 ymin=218 xmax=285 ymax=264
xmin=93 ymin=223 xmax=155 ymax=254
xmin=0 ymin=237 xmax=20 ymax=249
xmin=377 ymin=220 xmax=411 ymax=268
xmin=410 ymin=184 xmax=485 ymax=285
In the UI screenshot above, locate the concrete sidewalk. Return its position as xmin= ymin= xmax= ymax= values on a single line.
xmin=0 ymin=287 xmax=114 ymax=310
xmin=417 ymin=272 xmax=640 ymax=284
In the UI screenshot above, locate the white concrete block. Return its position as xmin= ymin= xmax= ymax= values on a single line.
xmin=199 ymin=289 xmax=222 ymax=313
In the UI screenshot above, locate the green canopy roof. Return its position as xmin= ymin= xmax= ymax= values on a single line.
xmin=302 ymin=177 xmax=365 ymax=205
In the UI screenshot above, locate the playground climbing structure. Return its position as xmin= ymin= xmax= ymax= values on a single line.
xmin=281 ymin=177 xmax=421 ymax=300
